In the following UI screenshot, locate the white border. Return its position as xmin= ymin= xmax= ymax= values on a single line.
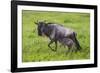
xmin=17 ymin=5 xmax=94 ymax=68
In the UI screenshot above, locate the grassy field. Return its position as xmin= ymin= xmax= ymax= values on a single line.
xmin=22 ymin=10 xmax=90 ymax=62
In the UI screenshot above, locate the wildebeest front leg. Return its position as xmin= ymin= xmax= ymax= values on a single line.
xmin=54 ymin=41 xmax=57 ymax=51
xmin=48 ymin=40 xmax=55 ymax=51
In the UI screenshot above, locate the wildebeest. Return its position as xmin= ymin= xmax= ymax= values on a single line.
xmin=34 ymin=20 xmax=81 ymax=53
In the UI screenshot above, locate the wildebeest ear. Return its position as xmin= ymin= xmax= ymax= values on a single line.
xmin=44 ymin=20 xmax=47 ymax=23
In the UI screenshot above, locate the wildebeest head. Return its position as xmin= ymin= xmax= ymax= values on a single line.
xmin=34 ymin=20 xmax=46 ymax=36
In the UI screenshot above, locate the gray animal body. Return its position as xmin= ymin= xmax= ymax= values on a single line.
xmin=35 ymin=20 xmax=81 ymax=52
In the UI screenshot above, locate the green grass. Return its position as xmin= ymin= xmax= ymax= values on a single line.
xmin=22 ymin=10 xmax=90 ymax=62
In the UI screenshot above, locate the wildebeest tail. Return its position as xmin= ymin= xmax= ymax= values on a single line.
xmin=73 ymin=32 xmax=82 ymax=50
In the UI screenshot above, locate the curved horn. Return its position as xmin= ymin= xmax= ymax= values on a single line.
xmin=34 ymin=20 xmax=38 ymax=25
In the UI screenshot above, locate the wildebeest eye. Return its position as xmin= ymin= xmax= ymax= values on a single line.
xmin=34 ymin=21 xmax=38 ymax=25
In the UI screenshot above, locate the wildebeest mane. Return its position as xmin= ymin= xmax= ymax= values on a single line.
xmin=46 ymin=22 xmax=63 ymax=27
